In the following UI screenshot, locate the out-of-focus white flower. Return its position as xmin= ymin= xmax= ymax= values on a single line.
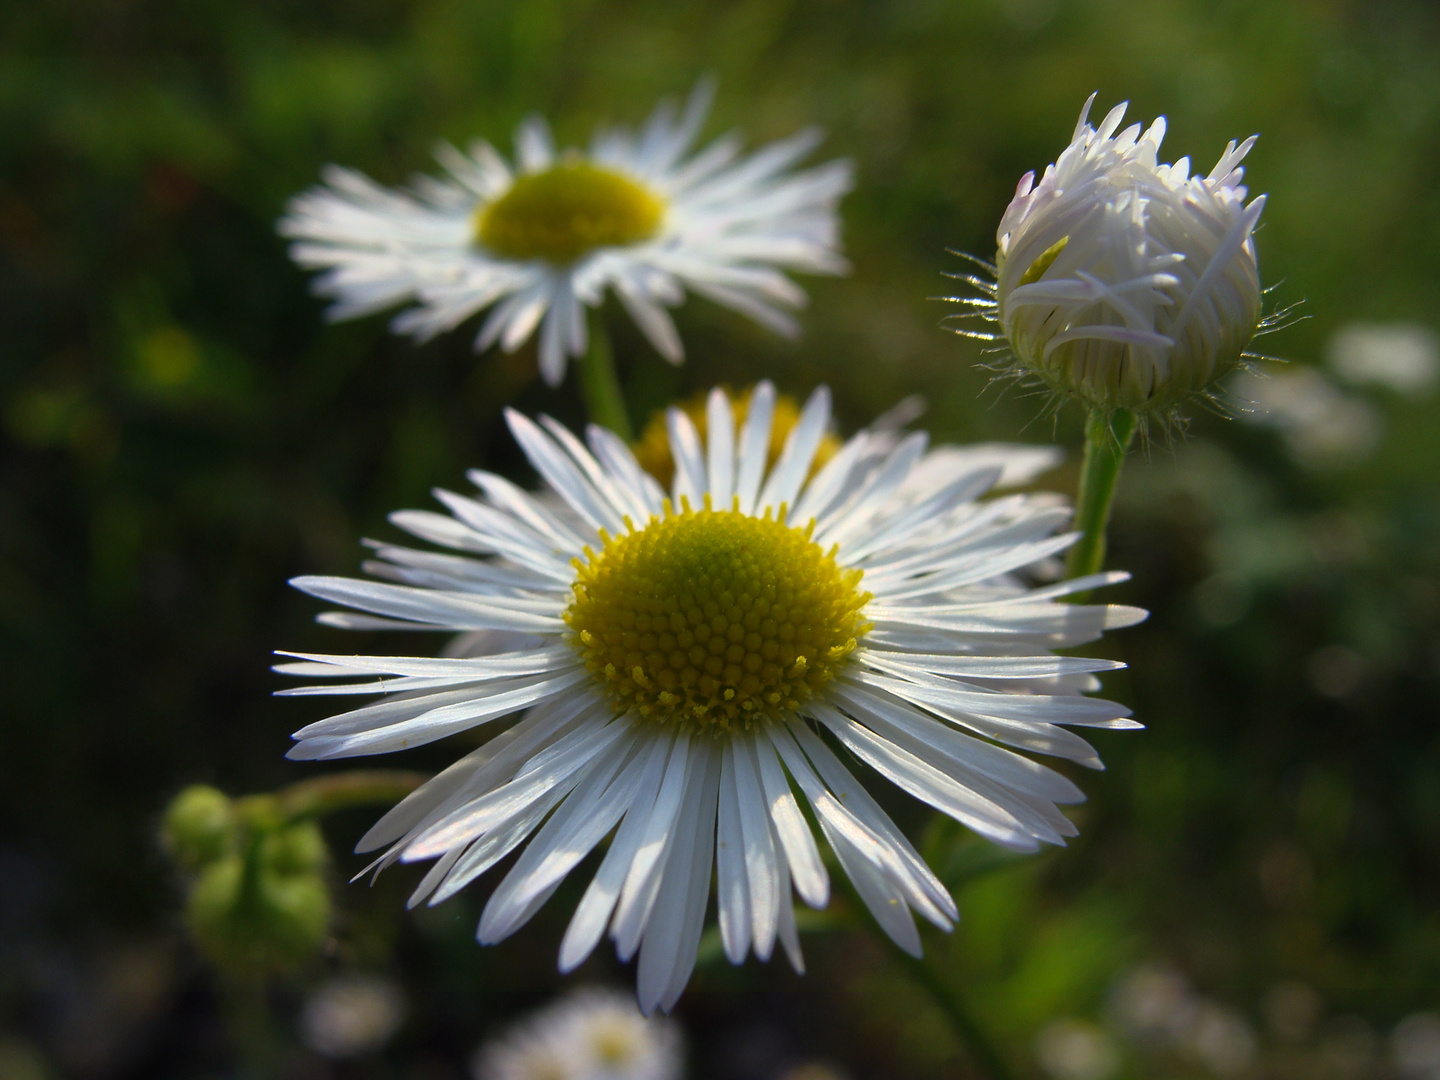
xmin=1108 ymin=965 xmax=1194 ymax=1042
xmin=281 ymin=84 xmax=851 ymax=385
xmin=1392 ymin=1012 xmax=1440 ymax=1078
xmin=473 ymin=989 xmax=682 ymax=1080
xmin=299 ymin=974 xmax=405 ymax=1058
xmin=954 ymin=95 xmax=1267 ymax=418
xmin=1261 ymin=981 xmax=1323 ymax=1044
xmin=1327 ymin=322 xmax=1439 ymax=395
xmin=1108 ymin=966 xmax=1257 ymax=1076
xmin=1182 ymin=1001 xmax=1257 ymax=1076
xmin=1233 ymin=366 xmax=1382 ymax=465
xmin=1034 ymin=1019 xmax=1120 ymax=1080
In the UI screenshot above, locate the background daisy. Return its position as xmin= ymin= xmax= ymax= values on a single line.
xmin=280 ymin=84 xmax=852 ymax=386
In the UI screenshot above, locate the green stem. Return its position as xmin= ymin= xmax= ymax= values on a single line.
xmin=577 ymin=317 xmax=632 ymax=440
xmin=833 ymin=873 xmax=1018 ymax=1079
xmin=219 ymin=978 xmax=284 ymax=1080
xmin=1064 ymin=407 xmax=1137 ymax=586
xmin=896 ymin=952 xmax=1020 ymax=1080
xmin=235 ymin=770 xmax=426 ymax=829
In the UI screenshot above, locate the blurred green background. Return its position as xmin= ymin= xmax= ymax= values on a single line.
xmin=4 ymin=0 xmax=1440 ymax=1076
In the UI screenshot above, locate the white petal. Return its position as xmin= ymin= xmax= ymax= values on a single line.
xmin=611 ymin=733 xmax=695 ymax=961
xmin=733 ymin=381 xmax=776 ymax=516
xmin=758 ymin=385 xmax=830 ymax=515
xmin=704 ymin=388 xmax=736 ymax=509
xmin=477 ymin=736 xmax=639 ymax=942
xmin=505 ymin=409 xmax=626 ymax=535
xmin=748 ymin=730 xmax=828 ymax=908
xmin=715 ymin=741 xmax=753 ymax=963
xmin=731 ymin=734 xmax=780 ymax=959
xmin=636 ymin=739 xmax=718 ymax=1013
xmin=666 ymin=407 xmax=707 ymax=508
xmin=405 ymin=712 xmax=629 ymax=858
xmin=559 ymin=732 xmax=674 ymax=972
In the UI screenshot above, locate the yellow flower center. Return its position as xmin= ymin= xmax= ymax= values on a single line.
xmin=633 ymin=387 xmax=843 ymax=490
xmin=590 ymin=1023 xmax=639 ymax=1065
xmin=475 ymin=161 xmax=666 ymax=263
xmin=565 ymin=499 xmax=871 ymax=733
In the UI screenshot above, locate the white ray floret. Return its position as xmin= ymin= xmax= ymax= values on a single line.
xmin=280 ymin=84 xmax=852 ymax=385
xmin=277 ymin=383 xmax=1146 ymax=1013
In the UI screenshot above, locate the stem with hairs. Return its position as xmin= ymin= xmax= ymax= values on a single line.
xmin=1064 ymin=407 xmax=1137 ymax=590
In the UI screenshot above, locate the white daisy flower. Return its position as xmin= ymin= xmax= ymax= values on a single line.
xmin=952 ymin=94 xmax=1269 ymax=418
xmin=279 ymin=85 xmax=852 ymax=386
xmin=276 ymin=383 xmax=1146 ymax=1013
xmin=472 ymin=988 xmax=682 ymax=1080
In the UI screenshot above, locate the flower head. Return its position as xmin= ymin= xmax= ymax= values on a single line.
xmin=277 ymin=383 xmax=1145 ymax=1012
xmin=958 ymin=95 xmax=1266 ymax=417
xmin=632 ymin=385 xmax=842 ymax=492
xmin=473 ymin=989 xmax=682 ymax=1080
xmin=280 ymin=85 xmax=852 ymax=385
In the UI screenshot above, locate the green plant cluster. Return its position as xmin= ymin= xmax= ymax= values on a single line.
xmin=162 ymin=785 xmax=331 ymax=974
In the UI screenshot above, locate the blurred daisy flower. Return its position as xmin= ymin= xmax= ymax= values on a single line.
xmin=300 ymin=974 xmax=405 ymax=1059
xmin=280 ymin=84 xmax=852 ymax=385
xmin=472 ymin=989 xmax=682 ymax=1080
xmin=952 ymin=94 xmax=1276 ymax=420
xmin=276 ymin=383 xmax=1143 ymax=1012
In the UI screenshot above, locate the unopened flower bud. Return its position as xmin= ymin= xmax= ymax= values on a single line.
xmin=263 ymin=819 xmax=328 ymax=875
xmin=992 ymin=95 xmax=1266 ymax=416
xmin=186 ymin=825 xmax=331 ymax=974
xmin=162 ymin=785 xmax=235 ymax=871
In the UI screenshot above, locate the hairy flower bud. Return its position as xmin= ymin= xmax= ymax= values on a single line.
xmin=990 ymin=95 xmax=1266 ymax=416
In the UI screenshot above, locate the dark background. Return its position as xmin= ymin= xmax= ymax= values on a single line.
xmin=4 ymin=0 xmax=1440 ymax=1076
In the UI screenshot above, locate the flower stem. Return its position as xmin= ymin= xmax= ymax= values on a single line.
xmin=234 ymin=770 xmax=426 ymax=829
xmin=895 ymin=952 xmax=1020 ymax=1080
xmin=1064 ymin=407 xmax=1137 ymax=586
xmin=833 ymin=873 xmax=1018 ymax=1079
xmin=577 ymin=317 xmax=633 ymax=440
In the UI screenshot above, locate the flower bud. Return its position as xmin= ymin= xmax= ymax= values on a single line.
xmin=992 ymin=95 xmax=1266 ymax=416
xmin=162 ymin=785 xmax=235 ymax=871
xmin=186 ymin=825 xmax=332 ymax=974
xmin=262 ymin=819 xmax=328 ymax=876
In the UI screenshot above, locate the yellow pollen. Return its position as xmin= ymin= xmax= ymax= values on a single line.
xmin=565 ymin=498 xmax=871 ymax=734
xmin=633 ymin=386 xmax=842 ymax=490
xmin=475 ymin=161 xmax=665 ymax=263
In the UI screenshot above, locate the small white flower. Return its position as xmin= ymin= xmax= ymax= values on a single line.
xmin=280 ymin=85 xmax=852 ymax=385
xmin=473 ymin=989 xmax=682 ymax=1080
xmin=299 ymin=975 xmax=405 ymax=1059
xmin=1034 ymin=1019 xmax=1120 ymax=1080
xmin=1232 ymin=366 xmax=1381 ymax=465
xmin=954 ymin=95 xmax=1268 ymax=417
xmin=1392 ymin=1012 xmax=1440 ymax=1079
xmin=1327 ymin=321 xmax=1438 ymax=395
xmin=276 ymin=383 xmax=1145 ymax=1012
